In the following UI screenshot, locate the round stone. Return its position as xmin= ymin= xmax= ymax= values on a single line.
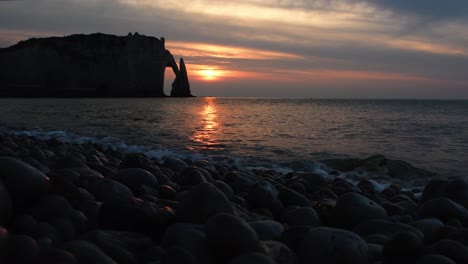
xmin=113 ymin=168 xmax=159 ymax=191
xmin=227 ymin=253 xmax=275 ymax=264
xmin=298 ymin=227 xmax=368 ymax=264
xmin=0 ymin=179 xmax=12 ymax=225
xmin=333 ymin=192 xmax=387 ymax=228
xmin=206 ymin=213 xmax=264 ymax=262
xmin=0 ymin=157 xmax=50 ymax=201
xmin=177 ymin=182 xmax=235 ymax=223
xmin=282 ymin=207 xmax=320 ymax=227
xmin=417 ymin=254 xmax=456 ymax=264
xmin=62 ymin=240 xmax=117 ymax=264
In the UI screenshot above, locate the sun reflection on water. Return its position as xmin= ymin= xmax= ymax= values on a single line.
xmin=190 ymin=97 xmax=222 ymax=150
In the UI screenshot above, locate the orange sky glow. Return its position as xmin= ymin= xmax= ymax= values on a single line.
xmin=1 ymin=0 xmax=467 ymax=98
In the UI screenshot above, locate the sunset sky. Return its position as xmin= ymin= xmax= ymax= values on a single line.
xmin=1 ymin=0 xmax=467 ymax=98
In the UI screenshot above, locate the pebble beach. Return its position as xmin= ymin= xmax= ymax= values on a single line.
xmin=0 ymin=131 xmax=467 ymax=264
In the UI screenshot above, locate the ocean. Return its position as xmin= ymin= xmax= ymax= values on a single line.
xmin=1 ymin=98 xmax=467 ymax=183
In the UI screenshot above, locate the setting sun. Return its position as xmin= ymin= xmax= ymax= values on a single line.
xmin=200 ymin=69 xmax=219 ymax=81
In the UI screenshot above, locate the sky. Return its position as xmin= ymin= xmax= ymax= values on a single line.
xmin=0 ymin=0 xmax=467 ymax=98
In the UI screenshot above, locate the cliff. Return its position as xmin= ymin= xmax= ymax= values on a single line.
xmin=0 ymin=33 xmax=193 ymax=97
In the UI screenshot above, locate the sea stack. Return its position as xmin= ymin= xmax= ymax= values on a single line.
xmin=171 ymin=58 xmax=193 ymax=97
xmin=0 ymin=33 xmax=193 ymax=97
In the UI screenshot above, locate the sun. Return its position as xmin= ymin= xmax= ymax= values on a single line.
xmin=200 ymin=69 xmax=219 ymax=81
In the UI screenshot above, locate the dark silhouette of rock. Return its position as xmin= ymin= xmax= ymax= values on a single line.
xmin=171 ymin=58 xmax=192 ymax=97
xmin=0 ymin=33 xmax=193 ymax=97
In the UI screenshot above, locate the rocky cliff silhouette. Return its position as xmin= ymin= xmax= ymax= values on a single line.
xmin=0 ymin=33 xmax=193 ymax=97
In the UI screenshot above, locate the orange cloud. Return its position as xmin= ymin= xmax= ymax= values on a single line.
xmin=168 ymin=41 xmax=302 ymax=60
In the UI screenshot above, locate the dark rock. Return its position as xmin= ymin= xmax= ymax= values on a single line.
xmin=206 ymin=214 xmax=264 ymax=262
xmin=76 ymin=201 xmax=100 ymax=230
xmin=35 ymin=222 xmax=60 ymax=245
xmin=213 ymin=180 xmax=234 ymax=199
xmin=178 ymin=167 xmax=208 ymax=186
xmin=161 ymin=223 xmax=212 ymax=264
xmin=86 ymin=163 xmax=116 ymax=178
xmin=297 ymin=227 xmax=368 ymax=264
xmin=333 ymin=192 xmax=387 ymax=228
xmin=277 ymin=184 xmax=311 ymax=207
xmin=249 ymin=220 xmax=284 ymax=241
xmin=53 ymin=157 xmax=89 ymax=170
xmin=263 ymin=241 xmax=295 ymax=264
xmin=364 ymin=234 xmax=391 ymax=245
xmin=0 ymin=179 xmax=12 ymax=225
xmin=409 ymin=219 xmax=444 ymax=244
xmin=177 ymin=182 xmax=235 ymax=223
xmin=0 ymin=226 xmax=8 ymax=249
xmin=81 ymin=230 xmax=152 ymax=264
xmin=383 ymin=231 xmax=424 ymax=263
xmin=353 ymin=219 xmax=423 ymax=240
xmin=247 ymin=180 xmax=283 ymax=217
xmin=113 ymin=168 xmax=159 ymax=191
xmin=420 ymin=180 xmax=449 ymax=205
xmin=430 ymin=239 xmax=468 ymax=264
xmin=368 ymin=243 xmax=383 ymax=263
xmin=353 ymin=155 xmax=434 ymax=179
xmin=4 ymin=234 xmax=40 ymax=264
xmin=158 ymin=185 xmax=177 ymax=200
xmin=80 ymin=231 xmax=143 ymax=264
xmin=0 ymin=33 xmax=193 ymax=97
xmin=297 ymin=172 xmax=329 ymax=190
xmin=50 ymin=217 xmax=76 ymax=241
xmin=227 ymin=253 xmax=275 ymax=264
xmin=171 ymin=58 xmax=193 ymax=97
xmin=416 ymin=254 xmax=456 ymax=264
xmin=446 ymin=178 xmax=468 ymax=208
xmin=72 ymin=168 xmax=104 ymax=178
xmin=0 ymin=157 xmax=50 ymax=201
xmin=282 ymin=207 xmax=320 ymax=227
xmin=318 ymin=158 xmax=360 ymax=172
xmin=29 ymin=194 xmax=74 ymax=221
xmin=164 ymin=157 xmax=189 ymax=173
xmin=100 ymin=197 xmax=174 ymax=238
xmin=79 ymin=177 xmax=133 ymax=202
xmin=34 ymin=248 xmax=80 ymax=264
xmin=418 ymin=198 xmax=468 ymax=222
xmin=281 ymin=226 xmax=312 ymax=251
xmin=161 ymin=247 xmax=197 ymax=264
xmin=62 ymin=240 xmax=116 ymax=264
xmin=224 ymin=171 xmax=258 ymax=193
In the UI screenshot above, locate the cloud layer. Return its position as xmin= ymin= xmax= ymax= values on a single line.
xmin=0 ymin=0 xmax=467 ymax=98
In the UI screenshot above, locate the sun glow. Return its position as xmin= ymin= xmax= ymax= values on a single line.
xmin=200 ymin=69 xmax=219 ymax=81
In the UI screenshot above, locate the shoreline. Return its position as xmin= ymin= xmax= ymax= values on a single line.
xmin=0 ymin=131 xmax=467 ymax=263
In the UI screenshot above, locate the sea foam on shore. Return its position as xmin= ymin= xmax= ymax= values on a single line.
xmin=0 ymin=131 xmax=467 ymax=264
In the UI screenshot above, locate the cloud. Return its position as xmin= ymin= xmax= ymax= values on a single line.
xmin=0 ymin=0 xmax=467 ymax=98
xmin=369 ymin=0 xmax=468 ymax=20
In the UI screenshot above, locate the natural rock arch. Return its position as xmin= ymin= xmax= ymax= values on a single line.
xmin=0 ymin=33 xmax=193 ymax=97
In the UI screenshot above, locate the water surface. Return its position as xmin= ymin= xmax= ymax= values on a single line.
xmin=1 ymin=98 xmax=467 ymax=177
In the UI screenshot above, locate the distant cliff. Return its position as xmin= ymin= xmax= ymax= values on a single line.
xmin=0 ymin=33 xmax=193 ymax=97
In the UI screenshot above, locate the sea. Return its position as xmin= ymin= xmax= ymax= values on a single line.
xmin=0 ymin=98 xmax=467 ymax=185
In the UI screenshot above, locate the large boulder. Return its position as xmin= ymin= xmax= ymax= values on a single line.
xmin=206 ymin=214 xmax=264 ymax=262
xmin=353 ymin=219 xmax=423 ymax=239
xmin=0 ymin=179 xmax=12 ymax=225
xmin=418 ymin=198 xmax=468 ymax=222
xmin=99 ymin=197 xmax=175 ymax=238
xmin=177 ymin=183 xmax=235 ymax=223
xmin=112 ymin=168 xmax=159 ymax=191
xmin=161 ymin=223 xmax=212 ymax=264
xmin=0 ymin=157 xmax=50 ymax=201
xmin=62 ymin=240 xmax=116 ymax=264
xmin=333 ymin=192 xmax=387 ymax=228
xmin=79 ymin=177 xmax=133 ymax=202
xmin=297 ymin=227 xmax=368 ymax=264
